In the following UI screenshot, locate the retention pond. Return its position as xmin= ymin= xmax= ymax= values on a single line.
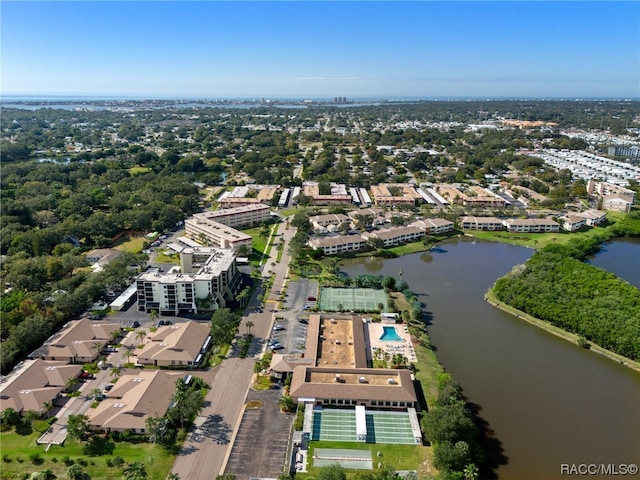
xmin=340 ymin=237 xmax=640 ymax=479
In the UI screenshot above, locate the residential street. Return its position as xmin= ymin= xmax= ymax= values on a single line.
xmin=171 ymin=217 xmax=296 ymax=478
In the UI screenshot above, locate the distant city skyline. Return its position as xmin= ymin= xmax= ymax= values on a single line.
xmin=2 ymin=1 xmax=639 ymax=99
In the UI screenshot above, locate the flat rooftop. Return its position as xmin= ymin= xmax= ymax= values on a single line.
xmin=308 ymin=370 xmax=402 ymax=387
xmin=316 ymin=317 xmax=356 ymax=368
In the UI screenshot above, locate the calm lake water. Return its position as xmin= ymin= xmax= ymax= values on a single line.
xmin=587 ymin=237 xmax=640 ymax=288
xmin=340 ymin=237 xmax=640 ymax=479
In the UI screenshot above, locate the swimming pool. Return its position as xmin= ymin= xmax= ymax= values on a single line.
xmin=379 ymin=326 xmax=403 ymax=342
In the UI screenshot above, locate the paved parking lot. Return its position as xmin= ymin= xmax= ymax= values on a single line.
xmin=224 ymin=389 xmax=294 ymax=479
xmin=267 ymin=279 xmax=318 ymax=354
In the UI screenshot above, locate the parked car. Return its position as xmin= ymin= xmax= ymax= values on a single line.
xmin=270 ymin=343 xmax=284 ymax=350
xmin=104 ymin=384 xmax=113 ymax=391
xmin=132 ymin=321 xmax=140 ymax=328
xmin=298 ymin=318 xmax=309 ymax=324
xmin=273 ymin=324 xmax=285 ymax=331
xmin=307 ymin=296 xmax=316 ymax=301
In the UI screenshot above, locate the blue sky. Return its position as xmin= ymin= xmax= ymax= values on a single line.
xmin=2 ymin=1 xmax=639 ymax=99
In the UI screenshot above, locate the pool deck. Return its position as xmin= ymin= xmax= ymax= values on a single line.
xmin=366 ymin=322 xmax=417 ymax=364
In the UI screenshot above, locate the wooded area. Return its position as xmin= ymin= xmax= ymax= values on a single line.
xmin=492 ymin=215 xmax=640 ymax=361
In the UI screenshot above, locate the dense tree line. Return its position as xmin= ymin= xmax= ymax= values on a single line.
xmin=492 ymin=214 xmax=640 ymax=361
xmin=1 ymin=161 xmax=201 ymax=255
xmin=421 ymin=373 xmax=482 ymax=479
xmin=493 ymin=248 xmax=640 ymax=361
xmin=0 ymin=252 xmax=141 ymax=373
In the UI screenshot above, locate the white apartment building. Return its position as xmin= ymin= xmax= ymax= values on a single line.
xmin=136 ymin=247 xmax=241 ymax=315
xmin=410 ymin=218 xmax=455 ymax=235
xmin=503 ymin=218 xmax=560 ymax=233
xmin=308 ymin=235 xmax=367 ymax=256
xmin=185 ymin=216 xmax=252 ymax=253
xmin=459 ymin=216 xmax=504 ymax=231
xmin=197 ymin=204 xmax=271 ymax=229
xmin=361 ymin=226 xmax=424 ymax=247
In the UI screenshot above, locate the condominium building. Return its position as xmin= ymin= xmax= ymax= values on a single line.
xmin=436 ymin=184 xmax=507 ymax=207
xmin=410 ymin=218 xmax=455 ymax=235
xmin=308 ymin=235 xmax=367 ymax=256
xmin=503 ymin=218 xmax=560 ymax=233
xmin=136 ymin=247 xmax=241 ymax=315
xmin=185 ymin=216 xmax=252 ymax=253
xmin=361 ymin=226 xmax=424 ymax=247
xmin=302 ymin=182 xmax=353 ymax=206
xmin=196 ymin=204 xmax=271 ymax=229
xmin=459 ymin=216 xmax=504 ymax=231
xmin=370 ymin=184 xmax=421 ymax=206
xmin=218 ymin=185 xmax=280 ymax=208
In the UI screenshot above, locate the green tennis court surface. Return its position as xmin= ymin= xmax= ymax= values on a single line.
xmin=318 ymin=288 xmax=388 ymax=312
xmin=313 ymin=448 xmax=373 ymax=469
xmin=311 ymin=408 xmax=416 ymax=444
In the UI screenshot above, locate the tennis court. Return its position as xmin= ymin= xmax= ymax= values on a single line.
xmin=311 ymin=408 xmax=417 ymax=444
xmin=318 ymin=288 xmax=388 ymax=312
xmin=313 ymin=448 xmax=372 ymax=469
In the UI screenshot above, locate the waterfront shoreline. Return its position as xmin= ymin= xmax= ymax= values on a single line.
xmin=485 ymin=288 xmax=640 ymax=373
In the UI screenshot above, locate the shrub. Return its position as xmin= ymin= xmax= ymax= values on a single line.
xmin=111 ymin=456 xmax=125 ymax=468
xmin=62 ymin=456 xmax=74 ymax=466
xmin=29 ymin=452 xmax=44 ymax=465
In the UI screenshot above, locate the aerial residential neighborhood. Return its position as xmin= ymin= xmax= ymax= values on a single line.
xmin=2 ymin=1 xmax=640 ymax=478
xmin=2 ymin=96 xmax=639 ymax=478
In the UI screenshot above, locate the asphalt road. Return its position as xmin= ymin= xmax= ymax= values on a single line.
xmin=171 ymin=217 xmax=297 ymax=478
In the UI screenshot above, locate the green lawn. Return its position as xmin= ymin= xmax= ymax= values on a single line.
xmin=113 ymin=236 xmax=146 ymax=253
xmin=155 ymin=249 xmax=181 ymax=264
xmin=241 ymin=226 xmax=273 ymax=264
xmin=386 ymin=242 xmax=429 ymax=256
xmin=298 ymin=441 xmax=433 ymax=479
xmin=0 ymin=428 xmax=175 ymax=480
xmin=127 ymin=166 xmax=151 ymax=175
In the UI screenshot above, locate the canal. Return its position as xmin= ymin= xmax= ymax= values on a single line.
xmin=340 ymin=237 xmax=640 ymax=479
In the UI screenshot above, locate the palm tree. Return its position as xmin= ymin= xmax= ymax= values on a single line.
xmin=65 ymin=376 xmax=80 ymax=392
xmin=278 ymin=395 xmax=295 ymax=413
xmin=42 ymin=401 xmax=53 ymax=416
xmin=109 ymin=365 xmax=123 ymax=380
xmin=167 ymin=474 xmax=181 ymax=480
xmin=110 ymin=329 xmax=121 ymax=343
xmin=93 ymin=341 xmax=104 ymax=361
xmin=149 ymin=309 xmax=158 ymax=322
xmin=245 ymin=321 xmax=254 ymax=336
xmin=89 ymin=388 xmax=102 ymax=400
xmin=136 ymin=329 xmax=146 ymax=344
xmin=463 ymin=463 xmax=479 ymax=480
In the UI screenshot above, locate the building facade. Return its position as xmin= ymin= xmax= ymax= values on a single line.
xmin=196 ymin=204 xmax=271 ymax=229
xmin=459 ymin=216 xmax=504 ymax=231
xmin=136 ymin=248 xmax=241 ymax=315
xmin=185 ymin=216 xmax=252 ymax=253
